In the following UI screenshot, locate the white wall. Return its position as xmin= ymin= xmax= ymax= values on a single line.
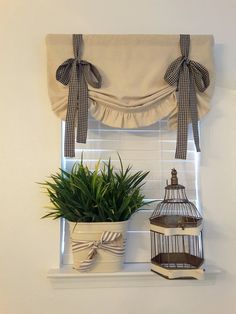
xmin=1 ymin=1 xmax=236 ymax=313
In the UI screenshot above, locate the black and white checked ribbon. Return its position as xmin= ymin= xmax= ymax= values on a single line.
xmin=72 ymin=231 xmax=125 ymax=272
xmin=164 ymin=34 xmax=210 ymax=159
xmin=56 ymin=34 xmax=102 ymax=157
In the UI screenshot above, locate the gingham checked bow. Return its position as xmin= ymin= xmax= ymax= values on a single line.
xmin=72 ymin=231 xmax=125 ymax=272
xmin=164 ymin=34 xmax=210 ymax=159
xmin=56 ymin=34 xmax=102 ymax=157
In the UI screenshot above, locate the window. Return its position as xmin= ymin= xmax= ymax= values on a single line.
xmin=60 ymin=115 xmax=198 ymax=266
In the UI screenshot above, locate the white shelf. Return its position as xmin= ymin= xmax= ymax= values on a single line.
xmin=47 ymin=263 xmax=222 ymax=288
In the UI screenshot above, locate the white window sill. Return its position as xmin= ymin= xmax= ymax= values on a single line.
xmin=47 ymin=263 xmax=222 ymax=288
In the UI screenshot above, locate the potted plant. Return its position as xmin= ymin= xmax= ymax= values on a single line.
xmin=41 ymin=156 xmax=149 ymax=272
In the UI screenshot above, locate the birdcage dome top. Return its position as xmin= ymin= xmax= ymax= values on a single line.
xmin=150 ymin=169 xmax=202 ymax=230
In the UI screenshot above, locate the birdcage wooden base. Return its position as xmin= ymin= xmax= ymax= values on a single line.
xmin=151 ymin=266 xmax=204 ymax=280
xmin=151 ymin=253 xmax=204 ymax=279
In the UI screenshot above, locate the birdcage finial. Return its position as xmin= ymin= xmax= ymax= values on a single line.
xmin=171 ymin=168 xmax=178 ymax=185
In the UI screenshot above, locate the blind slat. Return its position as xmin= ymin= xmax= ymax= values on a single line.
xmin=62 ymin=117 xmax=197 ymax=201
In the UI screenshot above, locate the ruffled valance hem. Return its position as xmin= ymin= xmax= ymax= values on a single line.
xmin=89 ymin=91 xmax=211 ymax=130
xmin=89 ymin=92 xmax=178 ymax=129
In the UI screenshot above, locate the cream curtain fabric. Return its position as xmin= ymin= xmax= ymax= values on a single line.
xmin=46 ymin=34 xmax=214 ymax=130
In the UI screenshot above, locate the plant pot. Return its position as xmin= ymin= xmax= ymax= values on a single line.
xmin=69 ymin=220 xmax=129 ymax=272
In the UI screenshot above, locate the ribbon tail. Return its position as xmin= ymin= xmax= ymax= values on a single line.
xmin=79 ymin=248 xmax=97 ymax=272
xmin=64 ymin=108 xmax=76 ymax=157
xmin=76 ymin=64 xmax=88 ymax=144
xmin=175 ymin=67 xmax=189 ymax=160
xmin=189 ymin=73 xmax=200 ymax=152
xmin=64 ymin=63 xmax=79 ymax=157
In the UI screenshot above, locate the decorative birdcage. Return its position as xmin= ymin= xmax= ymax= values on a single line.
xmin=150 ymin=169 xmax=204 ymax=279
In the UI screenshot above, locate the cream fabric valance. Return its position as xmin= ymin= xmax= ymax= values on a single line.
xmin=46 ymin=34 xmax=215 ymax=158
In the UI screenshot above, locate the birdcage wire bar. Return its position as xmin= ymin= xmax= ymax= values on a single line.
xmin=151 ymin=231 xmax=204 ymax=269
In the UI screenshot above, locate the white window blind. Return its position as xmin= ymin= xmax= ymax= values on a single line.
xmin=61 ymin=115 xmax=199 ymax=265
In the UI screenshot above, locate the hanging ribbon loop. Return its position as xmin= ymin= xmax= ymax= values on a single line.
xmin=71 ymin=231 xmax=125 ymax=272
xmin=164 ymin=34 xmax=210 ymax=159
xmin=56 ymin=34 xmax=102 ymax=157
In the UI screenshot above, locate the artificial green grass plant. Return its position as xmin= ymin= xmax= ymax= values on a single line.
xmin=41 ymin=156 xmax=149 ymax=222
